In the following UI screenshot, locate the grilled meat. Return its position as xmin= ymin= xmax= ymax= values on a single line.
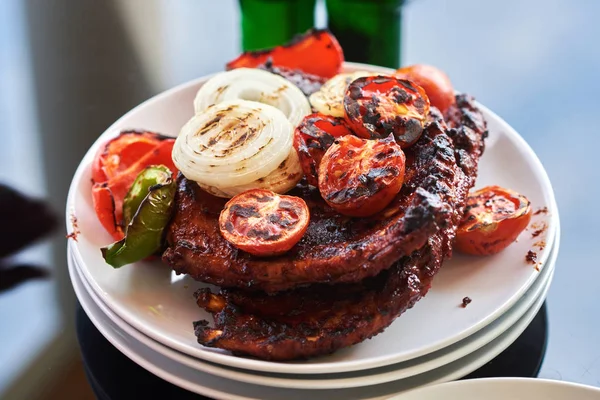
xmin=163 ymin=116 xmax=458 ymax=292
xmin=194 ymin=240 xmax=441 ymax=360
xmin=258 ymin=60 xmax=327 ymax=97
xmin=192 ymin=95 xmax=487 ymax=360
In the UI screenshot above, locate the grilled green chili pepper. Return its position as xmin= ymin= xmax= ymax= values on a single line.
xmin=101 ymin=165 xmax=175 ymax=268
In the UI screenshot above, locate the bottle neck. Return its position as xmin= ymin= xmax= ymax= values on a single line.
xmin=326 ymin=0 xmax=404 ymax=68
xmin=239 ymin=0 xmax=317 ymax=51
xmin=238 ymin=0 xmax=405 ymax=68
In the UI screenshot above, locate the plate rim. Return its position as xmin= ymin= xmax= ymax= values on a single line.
xmin=69 ymin=243 xmax=555 ymax=400
xmin=70 ymin=226 xmax=558 ymax=389
xmin=391 ymin=377 xmax=600 ymax=399
xmin=66 ymin=62 xmax=560 ymax=374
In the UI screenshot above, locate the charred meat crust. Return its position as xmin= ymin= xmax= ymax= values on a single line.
xmin=162 ymin=112 xmax=464 ymax=292
xmin=193 ymin=241 xmax=440 ymax=361
xmin=191 ymin=94 xmax=487 ymax=361
xmin=259 ymin=61 xmax=326 ymax=97
xmin=163 ymin=177 xmax=445 ymax=293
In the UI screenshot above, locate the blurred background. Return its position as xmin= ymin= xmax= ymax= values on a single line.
xmin=0 ymin=0 xmax=598 ymax=398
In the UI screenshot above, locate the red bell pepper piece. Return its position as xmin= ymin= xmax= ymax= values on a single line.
xmin=91 ymin=131 xmax=178 ymax=240
xmin=92 ymin=131 xmax=172 ymax=183
xmin=92 ymin=184 xmax=123 ymax=241
xmin=226 ymin=29 xmax=344 ymax=79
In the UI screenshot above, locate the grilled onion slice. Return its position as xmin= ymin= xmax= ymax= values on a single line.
xmin=196 ymin=149 xmax=302 ymax=198
xmin=193 ymin=68 xmax=311 ymax=128
xmin=173 ymin=99 xmax=302 ymax=197
xmin=309 ymin=71 xmax=376 ymax=117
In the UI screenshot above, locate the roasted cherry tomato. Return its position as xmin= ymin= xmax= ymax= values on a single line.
xmin=343 ymin=76 xmax=430 ymax=148
xmin=219 ymin=189 xmax=310 ymax=257
xmin=455 ymin=186 xmax=532 ymax=256
xmin=226 ymin=29 xmax=344 ymax=79
xmin=293 ymin=113 xmax=353 ymax=186
xmin=395 ymin=64 xmax=455 ymax=115
xmin=91 ymin=131 xmax=177 ymax=240
xmin=318 ymin=135 xmax=405 ymax=217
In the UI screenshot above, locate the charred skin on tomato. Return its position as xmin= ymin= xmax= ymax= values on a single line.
xmin=455 ymin=186 xmax=532 ymax=256
xmin=318 ymin=135 xmax=406 ymax=217
xmin=343 ymin=76 xmax=430 ymax=148
xmin=293 ymin=113 xmax=353 ymax=186
xmin=218 ymin=189 xmax=310 ymax=257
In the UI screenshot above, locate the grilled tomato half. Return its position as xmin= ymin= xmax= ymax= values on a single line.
xmin=343 ymin=75 xmax=430 ymax=148
xmin=219 ymin=189 xmax=310 ymax=257
xmin=395 ymin=64 xmax=455 ymax=114
xmin=318 ymin=135 xmax=405 ymax=217
xmin=293 ymin=113 xmax=353 ymax=186
xmin=455 ymin=186 xmax=532 ymax=256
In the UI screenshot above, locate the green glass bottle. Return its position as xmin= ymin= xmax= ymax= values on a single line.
xmin=239 ymin=0 xmax=317 ymax=51
xmin=326 ymin=0 xmax=404 ymax=68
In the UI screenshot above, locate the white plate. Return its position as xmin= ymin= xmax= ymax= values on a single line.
xmin=393 ymin=378 xmax=600 ymax=400
xmin=69 ymin=245 xmax=554 ymax=400
xmin=66 ymin=62 xmax=559 ymax=374
xmin=70 ymin=226 xmax=558 ymax=390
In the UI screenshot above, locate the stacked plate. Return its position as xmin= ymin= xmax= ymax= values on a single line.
xmin=394 ymin=378 xmax=600 ymax=399
xmin=66 ymin=63 xmax=560 ymax=399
